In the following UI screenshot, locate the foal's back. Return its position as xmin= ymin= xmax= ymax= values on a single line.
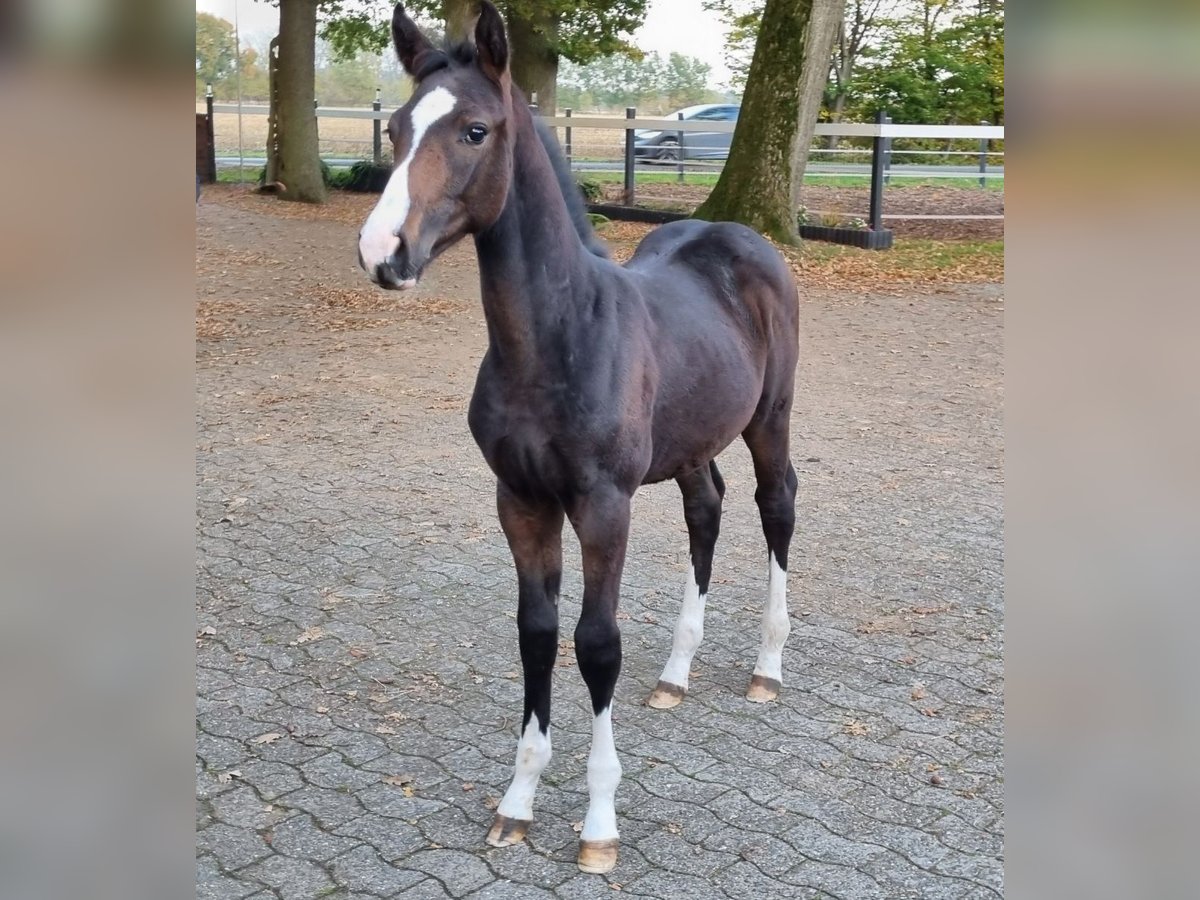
xmin=625 ymin=219 xmax=798 ymax=340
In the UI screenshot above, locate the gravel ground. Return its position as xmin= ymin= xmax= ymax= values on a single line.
xmin=196 ymin=187 xmax=1004 ymax=899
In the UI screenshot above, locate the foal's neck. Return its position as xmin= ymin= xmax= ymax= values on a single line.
xmin=474 ymin=104 xmax=596 ymax=372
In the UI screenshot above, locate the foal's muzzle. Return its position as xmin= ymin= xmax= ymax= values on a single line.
xmin=360 ymin=236 xmax=420 ymax=291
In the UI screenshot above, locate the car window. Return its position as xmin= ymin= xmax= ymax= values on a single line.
xmin=692 ymin=109 xmax=725 ymax=121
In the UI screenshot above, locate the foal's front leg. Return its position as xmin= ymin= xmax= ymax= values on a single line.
xmin=487 ymin=483 xmax=564 ymax=848
xmin=568 ymin=488 xmax=632 ymax=874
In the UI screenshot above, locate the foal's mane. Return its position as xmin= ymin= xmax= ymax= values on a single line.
xmin=416 ymin=39 xmax=608 ymax=259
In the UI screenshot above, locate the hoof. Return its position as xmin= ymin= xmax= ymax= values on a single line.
xmin=485 ymin=814 xmax=530 ymax=847
xmin=578 ymin=838 xmax=619 ymax=874
xmin=746 ymin=674 xmax=781 ymax=703
xmin=647 ymin=680 xmax=686 ymax=709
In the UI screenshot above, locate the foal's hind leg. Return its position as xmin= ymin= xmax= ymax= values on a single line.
xmin=743 ymin=417 xmax=798 ymax=703
xmin=487 ymin=482 xmax=564 ymax=847
xmin=648 ymin=461 xmax=725 ymax=709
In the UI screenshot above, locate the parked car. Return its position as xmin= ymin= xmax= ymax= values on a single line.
xmin=633 ymin=104 xmax=741 ymax=163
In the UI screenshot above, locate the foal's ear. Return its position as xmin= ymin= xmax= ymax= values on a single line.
xmin=474 ymin=0 xmax=509 ymax=84
xmin=392 ymin=3 xmax=436 ymax=77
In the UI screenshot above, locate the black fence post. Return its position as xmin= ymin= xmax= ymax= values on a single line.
xmin=868 ymin=109 xmax=886 ymax=232
xmin=565 ymin=108 xmax=572 ymax=166
xmin=677 ymin=112 xmax=685 ymax=184
xmin=978 ymin=120 xmax=989 ymax=188
xmin=373 ymin=88 xmax=382 ymax=166
xmin=201 ymin=83 xmax=217 ymax=184
xmin=624 ymin=107 xmax=636 ymax=205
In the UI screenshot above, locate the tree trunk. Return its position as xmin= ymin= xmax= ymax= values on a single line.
xmin=693 ymin=0 xmax=844 ymax=243
xmin=505 ymin=4 xmax=558 ymax=115
xmin=275 ymin=0 xmax=326 ymax=203
xmin=789 ymin=1 xmax=842 ymax=214
xmin=443 ymin=0 xmax=474 ymax=42
xmin=263 ymin=37 xmax=282 ymax=188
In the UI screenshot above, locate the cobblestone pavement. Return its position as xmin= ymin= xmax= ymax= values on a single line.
xmin=197 ymin=193 xmax=1003 ymax=899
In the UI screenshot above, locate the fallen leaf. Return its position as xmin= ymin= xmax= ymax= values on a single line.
xmin=462 ymin=783 xmax=475 ymax=792
xmin=348 ymin=647 xmax=370 ymax=659
xmin=919 ymin=708 xmax=941 ymax=718
xmin=316 ymin=706 xmax=330 ymax=714
xmin=197 ymin=625 xmax=217 ymax=637
xmin=843 ymin=720 xmax=870 ymax=736
xmin=383 ymin=774 xmax=413 ymax=786
xmin=402 ymin=785 xmax=414 ymax=798
xmin=911 ymin=684 xmax=926 ymax=701
xmin=292 ymin=626 xmax=323 ymax=646
xmin=483 ymin=796 xmax=500 ymax=810
xmin=899 ymin=655 xmax=917 ymax=665
xmin=664 ymin=822 xmax=681 ymax=835
xmin=385 ymin=712 xmax=408 ymax=721
xmin=251 ymin=732 xmax=282 ymax=745
xmin=375 ymin=725 xmax=397 ymax=735
xmin=819 ymin=760 xmax=833 ymax=769
xmin=216 ymin=769 xmax=242 ymax=784
xmin=571 ymin=821 xmax=584 ymax=833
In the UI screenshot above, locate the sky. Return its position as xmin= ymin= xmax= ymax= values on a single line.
xmin=195 ymin=0 xmax=735 ymax=85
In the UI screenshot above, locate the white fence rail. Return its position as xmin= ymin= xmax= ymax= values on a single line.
xmin=200 ymin=100 xmax=1004 ymax=236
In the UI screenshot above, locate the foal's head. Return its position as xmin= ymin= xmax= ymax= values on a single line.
xmin=358 ymin=2 xmax=515 ymax=290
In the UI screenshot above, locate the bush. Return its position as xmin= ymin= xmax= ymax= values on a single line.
xmin=339 ymin=161 xmax=392 ymax=193
xmin=576 ymin=177 xmax=602 ymax=203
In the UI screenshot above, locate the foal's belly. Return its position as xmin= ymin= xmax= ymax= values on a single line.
xmin=642 ymin=365 xmax=763 ymax=484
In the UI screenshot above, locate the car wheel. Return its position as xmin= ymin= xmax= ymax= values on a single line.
xmin=656 ymin=139 xmax=681 ymax=164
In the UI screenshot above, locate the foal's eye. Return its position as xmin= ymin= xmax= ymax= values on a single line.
xmin=464 ymin=123 xmax=489 ymax=145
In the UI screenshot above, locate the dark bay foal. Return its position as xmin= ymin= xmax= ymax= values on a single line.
xmin=359 ymin=2 xmax=800 ymax=874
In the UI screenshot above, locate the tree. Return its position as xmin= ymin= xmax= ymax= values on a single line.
xmin=662 ymin=53 xmax=713 ymax=109
xmin=847 ymin=0 xmax=1003 ymax=125
xmin=704 ymin=0 xmax=760 ymax=92
xmin=693 ymin=0 xmax=844 ymax=243
xmin=275 ymin=0 xmax=327 ymax=202
xmin=825 ymin=0 xmax=893 ymax=146
xmin=196 ymin=12 xmax=237 ymax=90
xmin=317 ymin=1 xmax=652 ymax=115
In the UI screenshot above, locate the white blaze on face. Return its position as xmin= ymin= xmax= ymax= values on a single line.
xmin=359 ymin=86 xmax=458 ymax=280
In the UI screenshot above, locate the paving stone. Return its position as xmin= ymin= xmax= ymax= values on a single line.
xmin=197 ymin=824 xmax=273 ymax=871
xmin=330 ymin=845 xmax=426 ymax=896
xmin=239 ymin=855 xmax=335 ymax=900
xmin=195 ymin=198 xmax=1003 ymax=900
xmin=197 ymin=855 xmax=260 ymax=900
xmin=269 ymin=813 xmax=362 ymax=862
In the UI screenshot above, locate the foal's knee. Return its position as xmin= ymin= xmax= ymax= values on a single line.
xmin=574 ymin=614 xmax=622 ymax=711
